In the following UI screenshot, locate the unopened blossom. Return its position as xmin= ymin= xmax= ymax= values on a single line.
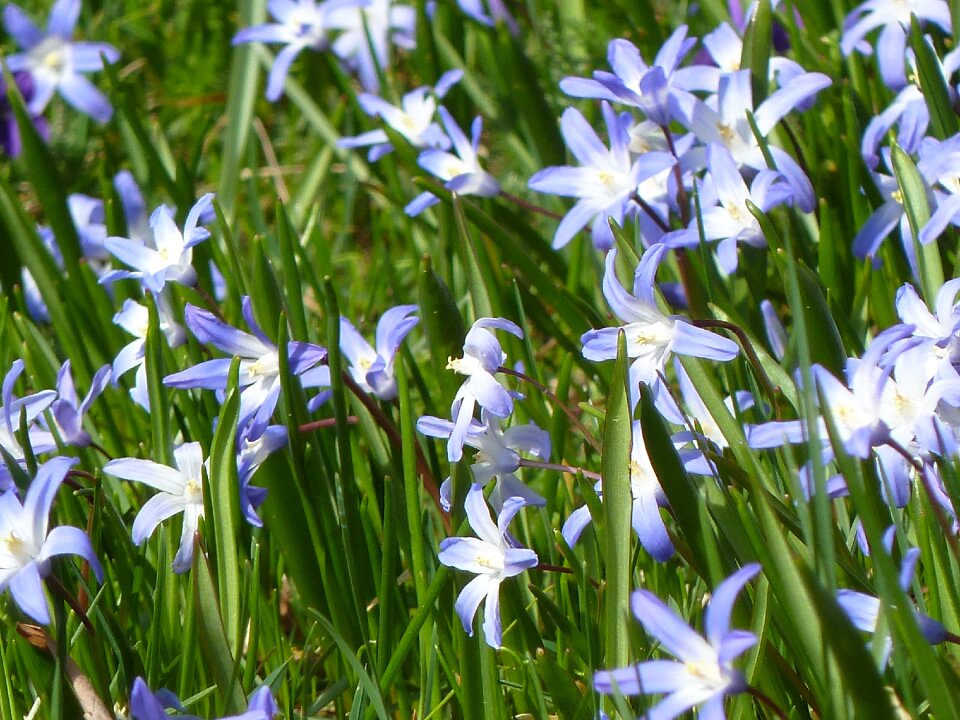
xmin=405 ymin=108 xmax=500 ymax=216
xmin=0 ymin=456 xmax=102 ymax=624
xmin=104 ymin=442 xmax=207 ymax=573
xmin=594 ymin=564 xmax=761 ymax=719
xmin=340 ymin=304 xmax=419 ymax=400
xmin=438 ymin=484 xmax=538 ymax=648
xmin=528 ymin=103 xmax=676 ymax=250
xmin=3 ymin=0 xmax=120 ymax=121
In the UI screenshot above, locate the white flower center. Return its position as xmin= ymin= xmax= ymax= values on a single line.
xmin=183 ymin=478 xmax=203 ymax=505
xmin=248 ymin=351 xmax=280 ymax=377
xmin=447 ymin=355 xmax=483 ymax=376
xmin=1 ymin=531 xmax=34 ymax=567
xmin=31 ymin=36 xmax=67 ymax=73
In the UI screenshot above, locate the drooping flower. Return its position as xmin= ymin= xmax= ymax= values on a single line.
xmin=2 ymin=0 xmax=120 ymax=121
xmin=442 ymin=317 xmax=523 ymax=462
xmin=437 ymin=483 xmax=538 ymax=648
xmin=417 ymin=409 xmax=549 ymax=511
xmin=103 ymin=442 xmax=207 ymax=573
xmin=236 ymin=423 xmax=287 ymax=528
xmin=0 ymin=456 xmax=103 ymax=624
xmin=593 ymin=563 xmax=761 ymax=719
xmin=527 ymin=102 xmax=676 ymax=250
xmin=339 ymin=304 xmax=419 ymax=400
xmin=45 ymin=360 xmax=111 ymax=447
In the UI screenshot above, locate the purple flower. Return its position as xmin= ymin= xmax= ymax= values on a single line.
xmin=103 ymin=442 xmax=207 ymax=573
xmin=405 ymin=108 xmax=500 ymax=217
xmin=0 ymin=361 xmax=58 ymax=490
xmin=0 ymin=456 xmax=103 ymax=624
xmin=594 ymin=564 xmax=761 ymax=719
xmin=111 ymin=297 xmax=186 ymax=412
xmin=456 ymin=0 xmax=518 ymax=34
xmin=3 ymin=0 xmax=120 ymax=122
xmin=0 ymin=72 xmax=49 ymax=156
xmin=581 ymin=246 xmax=738 ymax=402
xmin=237 ymin=423 xmax=287 ymax=527
xmin=837 ymin=530 xmax=947 ymax=665
xmin=560 ymin=27 xmax=717 ymax=125
xmin=164 ymin=299 xmax=327 ymax=438
xmin=339 ymin=304 xmax=418 ymax=400
xmin=528 ymin=102 xmax=676 ymax=250
xmin=673 ymin=142 xmax=792 ymax=273
xmin=437 ymin=483 xmax=538 ymax=648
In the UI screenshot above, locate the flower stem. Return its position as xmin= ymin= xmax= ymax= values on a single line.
xmin=497 ymin=365 xmax=602 ymax=453
xmin=499 ymin=190 xmax=564 ymax=220
xmin=518 ymin=458 xmax=601 ymax=481
xmin=747 ymin=685 xmax=790 ymax=720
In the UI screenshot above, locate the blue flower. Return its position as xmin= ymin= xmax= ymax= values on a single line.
xmin=45 ymin=360 xmax=111 ymax=448
xmin=442 ymin=317 xmax=523 ymax=463
xmin=233 ymin=0 xmax=344 ymax=102
xmin=0 ymin=456 xmax=103 ymax=624
xmin=340 ymin=304 xmax=419 ymax=400
xmin=103 ymin=442 xmax=207 ymax=573
xmin=101 ymin=194 xmax=214 ymax=294
xmin=337 ymin=69 xmax=462 ymax=161
xmin=129 ymin=676 xmax=278 ymax=719
xmin=418 ymin=409 xmax=549 ymax=512
xmin=325 ymin=0 xmax=416 ymax=91
xmin=528 ymin=102 xmax=676 ymax=250
xmin=560 ymin=26 xmax=716 ymax=124
xmin=164 ymin=298 xmax=328 ymax=438
xmin=581 ymin=246 xmax=738 ymax=402
xmin=593 ymin=563 xmax=761 ymax=719
xmin=676 ymin=69 xmax=830 ymax=212
xmin=3 ymin=0 xmax=120 ymax=122
xmin=0 ymin=361 xmax=58 ymax=491
xmin=842 ymin=0 xmax=951 ymax=90
xmin=405 ymin=108 xmax=500 ymax=217
xmin=438 ymin=483 xmax=538 ymax=648
xmin=236 ymin=423 xmax=287 ymax=527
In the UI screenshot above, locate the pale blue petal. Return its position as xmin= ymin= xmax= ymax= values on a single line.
xmin=630 ymin=589 xmax=712 ymax=660
xmin=57 ymin=73 xmax=113 ymax=122
xmin=38 ymin=526 xmax=102 ymax=581
xmin=10 ymin=563 xmax=49 ymax=623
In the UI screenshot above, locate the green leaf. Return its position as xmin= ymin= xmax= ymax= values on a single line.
xmin=208 ymin=357 xmax=242 ymax=655
xmin=601 ymin=331 xmax=632 ymax=671
xmin=908 ymin=17 xmax=959 ymax=140
xmin=741 ymin=0 xmax=773 ymax=103
xmin=891 ymin=142 xmax=943 ymax=304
